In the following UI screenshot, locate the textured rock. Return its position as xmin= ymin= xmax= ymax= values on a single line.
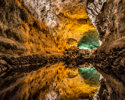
xmin=0 ymin=0 xmax=125 ymax=100
xmin=0 ymin=49 xmax=99 ymax=100
xmin=0 ymin=0 xmax=98 ymax=55
xmin=0 ymin=0 xmax=58 ymax=56
xmin=86 ymin=0 xmax=125 ymax=100
xmin=0 ymin=0 xmax=100 ymax=99
xmin=23 ymin=0 xmax=58 ymax=27
xmin=0 ymin=56 xmax=99 ymax=100
xmin=23 ymin=0 xmax=97 ymax=49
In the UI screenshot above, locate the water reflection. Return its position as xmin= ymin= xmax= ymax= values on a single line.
xmin=43 ymin=63 xmax=99 ymax=100
xmin=78 ymin=67 xmax=100 ymax=85
xmin=0 ymin=61 xmax=99 ymax=100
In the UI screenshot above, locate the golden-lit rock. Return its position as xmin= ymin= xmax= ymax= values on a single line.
xmin=22 ymin=0 xmax=97 ymax=50
xmin=0 ymin=0 xmax=100 ymax=100
xmin=52 ymin=0 xmax=96 ymax=49
xmin=0 ymin=0 xmax=59 ymax=56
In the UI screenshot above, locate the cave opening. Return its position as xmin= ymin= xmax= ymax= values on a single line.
xmin=1 ymin=0 xmax=119 ymax=99
xmin=78 ymin=30 xmax=101 ymax=50
xmin=77 ymin=30 xmax=101 ymax=88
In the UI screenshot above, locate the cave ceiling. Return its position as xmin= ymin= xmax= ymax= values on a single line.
xmin=23 ymin=0 xmax=98 ymax=50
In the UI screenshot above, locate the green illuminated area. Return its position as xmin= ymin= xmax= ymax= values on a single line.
xmin=78 ymin=67 xmax=100 ymax=85
xmin=78 ymin=30 xmax=101 ymax=50
xmin=78 ymin=30 xmax=101 ymax=85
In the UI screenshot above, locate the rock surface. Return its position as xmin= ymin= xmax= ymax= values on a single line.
xmin=86 ymin=0 xmax=125 ymax=100
xmin=0 ymin=0 xmax=58 ymax=56
xmin=23 ymin=0 xmax=97 ymax=49
xmin=0 ymin=53 xmax=99 ymax=100
xmin=0 ymin=0 xmax=125 ymax=100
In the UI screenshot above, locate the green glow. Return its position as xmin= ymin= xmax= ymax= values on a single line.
xmin=78 ymin=31 xmax=100 ymax=50
xmin=78 ymin=67 xmax=100 ymax=85
xmin=78 ymin=31 xmax=101 ymax=85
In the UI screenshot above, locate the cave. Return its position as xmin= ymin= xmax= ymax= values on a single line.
xmin=0 ymin=0 xmax=125 ymax=100
xmin=78 ymin=30 xmax=101 ymax=50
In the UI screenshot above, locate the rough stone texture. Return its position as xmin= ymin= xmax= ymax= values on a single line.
xmin=86 ymin=0 xmax=125 ymax=100
xmin=0 ymin=1 xmax=93 ymax=99
xmin=23 ymin=0 xmax=58 ymax=27
xmin=0 ymin=0 xmax=58 ymax=56
xmin=23 ymin=0 xmax=97 ymax=49
xmin=0 ymin=52 xmax=99 ymax=100
xmin=0 ymin=0 xmax=97 ymax=55
xmin=0 ymin=0 xmax=125 ymax=100
xmin=0 ymin=0 xmax=100 ymax=99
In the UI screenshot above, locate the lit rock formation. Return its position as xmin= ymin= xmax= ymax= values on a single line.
xmin=0 ymin=0 xmax=97 ymax=55
xmin=0 ymin=0 xmax=58 ymax=56
xmin=86 ymin=0 xmax=125 ymax=99
xmin=23 ymin=0 xmax=97 ymax=49
xmin=0 ymin=0 xmax=125 ymax=100
xmin=0 ymin=0 xmax=99 ymax=100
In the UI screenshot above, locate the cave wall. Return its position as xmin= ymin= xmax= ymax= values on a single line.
xmin=0 ymin=0 xmax=125 ymax=100
xmin=23 ymin=0 xmax=97 ymax=49
xmin=0 ymin=0 xmax=99 ymax=100
xmin=86 ymin=0 xmax=125 ymax=100
xmin=0 ymin=0 xmax=58 ymax=56
xmin=0 ymin=0 xmax=98 ymax=55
